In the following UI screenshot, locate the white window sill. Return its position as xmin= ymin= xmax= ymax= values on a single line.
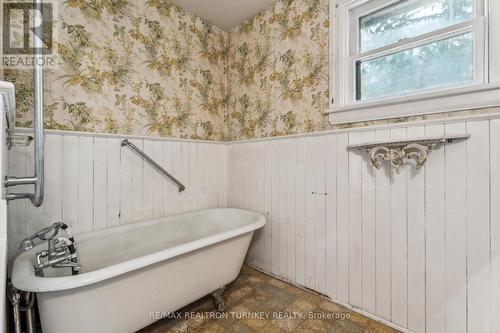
xmin=327 ymin=83 xmax=500 ymax=125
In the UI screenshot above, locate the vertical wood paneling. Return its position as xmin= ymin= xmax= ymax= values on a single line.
xmin=490 ymin=119 xmax=500 ymax=333
xmin=130 ymin=139 xmax=144 ymax=222
xmin=336 ymin=133 xmax=349 ymax=303
xmin=264 ymin=141 xmax=273 ymax=272
xmin=466 ymin=121 xmax=491 ymax=333
xmin=295 ymin=138 xmax=306 ymax=285
xmin=217 ymin=144 xmax=227 ymax=208
xmin=348 ymin=132 xmax=362 ymax=307
xmin=230 ymin=151 xmax=239 ymax=225
xmin=246 ymin=143 xmax=257 ymax=264
xmin=152 ymin=140 xmax=165 ymax=218
xmin=238 ymin=143 xmax=245 ymax=210
xmin=197 ymin=143 xmax=210 ymax=210
xmin=226 ymin=145 xmax=234 ymax=208
xmin=425 ymin=124 xmax=446 ymax=333
xmin=106 ymin=138 xmax=121 ymax=227
xmin=222 ymin=118 xmax=499 ymax=333
xmin=163 ymin=141 xmax=174 ymax=216
xmin=304 ymin=137 xmax=316 ymax=288
xmin=314 ymin=136 xmax=326 ymax=293
xmin=271 ymin=140 xmax=281 ymax=275
xmin=256 ymin=143 xmax=266 ymax=267
xmin=406 ymin=126 xmax=426 ymax=333
xmin=62 ymin=135 xmax=79 ymax=233
xmin=375 ymin=129 xmax=391 ymax=320
xmin=209 ymin=144 xmax=220 ymax=209
xmin=444 ymin=122 xmax=467 ymax=333
xmin=119 ymin=138 xmax=133 ymax=224
xmin=390 ymin=127 xmax=408 ymax=327
xmin=77 ymin=136 xmax=94 ymax=234
xmin=361 ymin=130 xmax=376 ymax=314
xmin=238 ymin=145 xmax=246 ymax=207
xmin=208 ymin=143 xmax=221 ymax=210
xmin=278 ymin=141 xmax=288 ymax=277
xmin=188 ymin=142 xmax=198 ymax=212
xmin=142 ymin=140 xmax=155 ymax=220
xmin=251 ymin=143 xmax=260 ymax=263
xmin=325 ymin=134 xmax=337 ymax=299
xmin=237 ymin=144 xmax=244 ymax=208
xmin=180 ymin=142 xmax=190 ymax=213
xmin=170 ymin=141 xmax=182 ymax=215
xmin=44 ymin=134 xmax=62 ymax=225
xmin=10 ymin=117 xmax=500 ymax=333
xmin=93 ymin=137 xmax=107 ymax=230
xmin=286 ymin=139 xmax=297 ymax=282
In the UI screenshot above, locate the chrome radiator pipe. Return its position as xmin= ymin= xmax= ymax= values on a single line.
xmin=31 ymin=0 xmax=45 ymax=207
xmin=5 ymin=0 xmax=45 ymax=207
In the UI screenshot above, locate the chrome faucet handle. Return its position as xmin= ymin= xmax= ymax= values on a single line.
xmin=19 ymin=222 xmax=68 ymax=251
xmin=36 ymin=222 xmax=64 ymax=240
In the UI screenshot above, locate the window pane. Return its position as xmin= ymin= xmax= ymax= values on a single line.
xmin=356 ymin=33 xmax=474 ymax=101
xmin=360 ymin=0 xmax=474 ymax=52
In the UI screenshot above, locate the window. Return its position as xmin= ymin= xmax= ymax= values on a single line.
xmin=329 ymin=0 xmax=500 ymax=124
xmin=357 ymin=33 xmax=475 ymax=101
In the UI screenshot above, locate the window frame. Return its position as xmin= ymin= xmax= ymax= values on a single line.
xmin=328 ymin=0 xmax=500 ymax=124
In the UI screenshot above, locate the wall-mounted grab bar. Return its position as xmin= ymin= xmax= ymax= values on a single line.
xmin=121 ymin=139 xmax=186 ymax=192
xmin=4 ymin=0 xmax=45 ymax=207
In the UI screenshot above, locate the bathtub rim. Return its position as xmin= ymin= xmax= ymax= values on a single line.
xmin=11 ymin=208 xmax=265 ymax=293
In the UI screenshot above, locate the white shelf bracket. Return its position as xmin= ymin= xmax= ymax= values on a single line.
xmin=347 ymin=134 xmax=471 ymax=174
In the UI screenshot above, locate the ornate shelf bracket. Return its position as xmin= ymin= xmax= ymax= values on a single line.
xmin=347 ymin=134 xmax=470 ymax=174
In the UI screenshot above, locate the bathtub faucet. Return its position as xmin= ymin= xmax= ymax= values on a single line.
xmin=19 ymin=222 xmax=81 ymax=276
xmin=35 ymin=237 xmax=81 ymax=276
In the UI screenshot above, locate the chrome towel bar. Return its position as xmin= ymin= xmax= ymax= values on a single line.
xmin=121 ymin=139 xmax=185 ymax=192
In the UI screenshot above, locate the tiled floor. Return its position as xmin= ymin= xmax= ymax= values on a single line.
xmin=139 ymin=266 xmax=401 ymax=333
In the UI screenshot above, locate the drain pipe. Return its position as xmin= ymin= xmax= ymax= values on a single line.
xmin=7 ymin=283 xmax=36 ymax=333
xmin=7 ymin=283 xmax=21 ymax=333
xmin=20 ymin=292 xmax=35 ymax=333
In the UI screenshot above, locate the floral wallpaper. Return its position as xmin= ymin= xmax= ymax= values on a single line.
xmin=2 ymin=0 xmax=332 ymax=141
xmin=4 ymin=0 xmax=487 ymax=142
xmin=3 ymin=0 xmax=228 ymax=140
xmin=225 ymin=0 xmax=332 ymax=140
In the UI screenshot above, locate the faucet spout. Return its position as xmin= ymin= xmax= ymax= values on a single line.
xmin=19 ymin=238 xmax=35 ymax=252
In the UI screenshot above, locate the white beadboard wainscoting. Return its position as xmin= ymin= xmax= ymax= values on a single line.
xmin=7 ymin=131 xmax=227 ymax=260
xmin=229 ymin=117 xmax=500 ymax=333
xmin=6 ymin=115 xmax=500 ymax=333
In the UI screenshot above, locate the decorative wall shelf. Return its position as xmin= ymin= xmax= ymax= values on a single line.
xmin=347 ymin=134 xmax=470 ymax=174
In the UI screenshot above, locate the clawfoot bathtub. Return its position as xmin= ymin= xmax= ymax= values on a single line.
xmin=11 ymin=208 xmax=265 ymax=333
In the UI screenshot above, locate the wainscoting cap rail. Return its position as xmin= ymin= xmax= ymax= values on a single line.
xmin=346 ymin=134 xmax=471 ymax=150
xmin=347 ymin=133 xmax=471 ymax=174
xmin=121 ymin=139 xmax=186 ymax=192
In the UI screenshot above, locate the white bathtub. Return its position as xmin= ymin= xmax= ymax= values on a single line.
xmin=11 ymin=208 xmax=265 ymax=333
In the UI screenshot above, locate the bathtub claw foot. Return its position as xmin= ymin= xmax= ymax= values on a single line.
xmin=211 ymin=287 xmax=226 ymax=312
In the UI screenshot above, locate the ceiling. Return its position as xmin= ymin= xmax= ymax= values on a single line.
xmin=171 ymin=0 xmax=278 ymax=30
